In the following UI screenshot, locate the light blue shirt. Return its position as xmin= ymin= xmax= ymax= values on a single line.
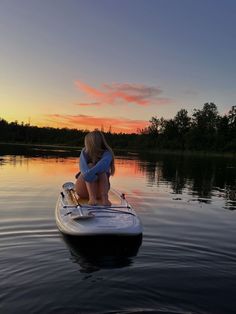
xmin=79 ymin=148 xmax=112 ymax=182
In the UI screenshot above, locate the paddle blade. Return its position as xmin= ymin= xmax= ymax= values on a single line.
xmin=62 ymin=182 xmax=75 ymax=191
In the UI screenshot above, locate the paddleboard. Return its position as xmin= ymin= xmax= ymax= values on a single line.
xmin=55 ymin=182 xmax=143 ymax=237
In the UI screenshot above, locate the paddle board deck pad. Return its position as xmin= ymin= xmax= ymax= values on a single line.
xmin=55 ymin=182 xmax=143 ymax=236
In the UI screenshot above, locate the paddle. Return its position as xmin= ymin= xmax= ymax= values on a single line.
xmin=62 ymin=182 xmax=94 ymax=220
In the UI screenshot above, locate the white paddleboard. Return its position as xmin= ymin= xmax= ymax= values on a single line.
xmin=55 ymin=182 xmax=142 ymax=236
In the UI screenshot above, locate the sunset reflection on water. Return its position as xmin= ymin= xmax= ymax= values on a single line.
xmin=0 ymin=152 xmax=235 ymax=212
xmin=0 ymin=150 xmax=236 ymax=314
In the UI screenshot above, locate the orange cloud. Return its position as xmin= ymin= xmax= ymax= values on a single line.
xmin=75 ymin=80 xmax=171 ymax=106
xmin=43 ymin=114 xmax=149 ymax=134
xmin=75 ymin=80 xmax=107 ymax=100
xmin=76 ymin=102 xmax=103 ymax=107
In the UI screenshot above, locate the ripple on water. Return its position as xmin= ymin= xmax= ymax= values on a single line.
xmin=1 ymin=153 xmax=236 ymax=314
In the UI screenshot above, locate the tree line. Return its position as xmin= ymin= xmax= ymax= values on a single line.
xmin=141 ymin=103 xmax=236 ymax=152
xmin=0 ymin=103 xmax=235 ymax=152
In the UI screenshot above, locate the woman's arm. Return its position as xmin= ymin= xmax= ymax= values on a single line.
xmin=79 ymin=148 xmax=90 ymax=173
xmin=79 ymin=149 xmax=112 ymax=182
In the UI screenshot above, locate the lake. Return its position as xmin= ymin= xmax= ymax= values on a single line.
xmin=0 ymin=145 xmax=236 ymax=314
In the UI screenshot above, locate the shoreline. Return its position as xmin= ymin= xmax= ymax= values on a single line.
xmin=0 ymin=142 xmax=235 ymax=158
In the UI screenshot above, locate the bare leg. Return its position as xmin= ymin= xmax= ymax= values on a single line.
xmin=98 ymin=172 xmax=111 ymax=206
xmin=75 ymin=174 xmax=89 ymax=198
xmin=85 ymin=181 xmax=98 ymax=205
xmin=75 ymin=166 xmax=111 ymax=206
xmin=75 ymin=175 xmax=99 ymax=205
xmin=75 ymin=163 xmax=99 ymax=205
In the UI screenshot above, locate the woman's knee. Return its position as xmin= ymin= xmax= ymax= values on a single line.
xmin=98 ymin=172 xmax=108 ymax=180
xmin=75 ymin=176 xmax=88 ymax=197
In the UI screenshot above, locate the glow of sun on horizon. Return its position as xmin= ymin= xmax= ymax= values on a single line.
xmin=37 ymin=113 xmax=149 ymax=134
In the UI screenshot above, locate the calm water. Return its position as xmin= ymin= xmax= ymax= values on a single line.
xmin=0 ymin=145 xmax=236 ymax=314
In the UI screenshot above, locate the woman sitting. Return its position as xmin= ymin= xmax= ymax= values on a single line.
xmin=75 ymin=130 xmax=115 ymax=206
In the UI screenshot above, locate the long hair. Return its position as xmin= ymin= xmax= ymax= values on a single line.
xmin=84 ymin=130 xmax=115 ymax=175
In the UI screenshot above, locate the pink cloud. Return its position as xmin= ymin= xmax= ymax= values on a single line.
xmin=75 ymin=80 xmax=107 ymax=99
xmin=76 ymin=102 xmax=103 ymax=107
xmin=75 ymin=80 xmax=171 ymax=106
xmin=43 ymin=114 xmax=149 ymax=134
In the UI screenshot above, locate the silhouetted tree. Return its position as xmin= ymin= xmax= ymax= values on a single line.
xmin=174 ymin=109 xmax=191 ymax=136
xmin=186 ymin=103 xmax=219 ymax=150
xmin=228 ymin=106 xmax=236 ymax=126
xmin=1 ymin=102 xmax=235 ymax=152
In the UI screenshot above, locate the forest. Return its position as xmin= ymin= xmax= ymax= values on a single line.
xmin=0 ymin=103 xmax=236 ymax=152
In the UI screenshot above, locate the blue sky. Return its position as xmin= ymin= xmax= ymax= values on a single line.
xmin=0 ymin=0 xmax=235 ymax=132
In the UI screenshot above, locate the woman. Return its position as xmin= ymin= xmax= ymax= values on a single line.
xmin=75 ymin=130 xmax=115 ymax=206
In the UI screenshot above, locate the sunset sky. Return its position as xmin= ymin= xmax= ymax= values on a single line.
xmin=0 ymin=0 xmax=236 ymax=133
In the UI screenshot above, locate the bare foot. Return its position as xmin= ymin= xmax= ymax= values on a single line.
xmin=88 ymin=199 xmax=97 ymax=206
xmin=101 ymin=198 xmax=112 ymax=206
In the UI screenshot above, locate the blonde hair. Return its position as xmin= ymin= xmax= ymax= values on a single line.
xmin=84 ymin=130 xmax=115 ymax=175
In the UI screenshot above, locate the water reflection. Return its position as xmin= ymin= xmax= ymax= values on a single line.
xmin=62 ymin=234 xmax=142 ymax=273
xmin=1 ymin=145 xmax=236 ymax=313
xmin=0 ymin=144 xmax=235 ymax=210
xmin=139 ymin=153 xmax=236 ymax=210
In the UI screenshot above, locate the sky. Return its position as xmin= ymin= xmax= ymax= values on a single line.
xmin=0 ymin=0 xmax=236 ymax=133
